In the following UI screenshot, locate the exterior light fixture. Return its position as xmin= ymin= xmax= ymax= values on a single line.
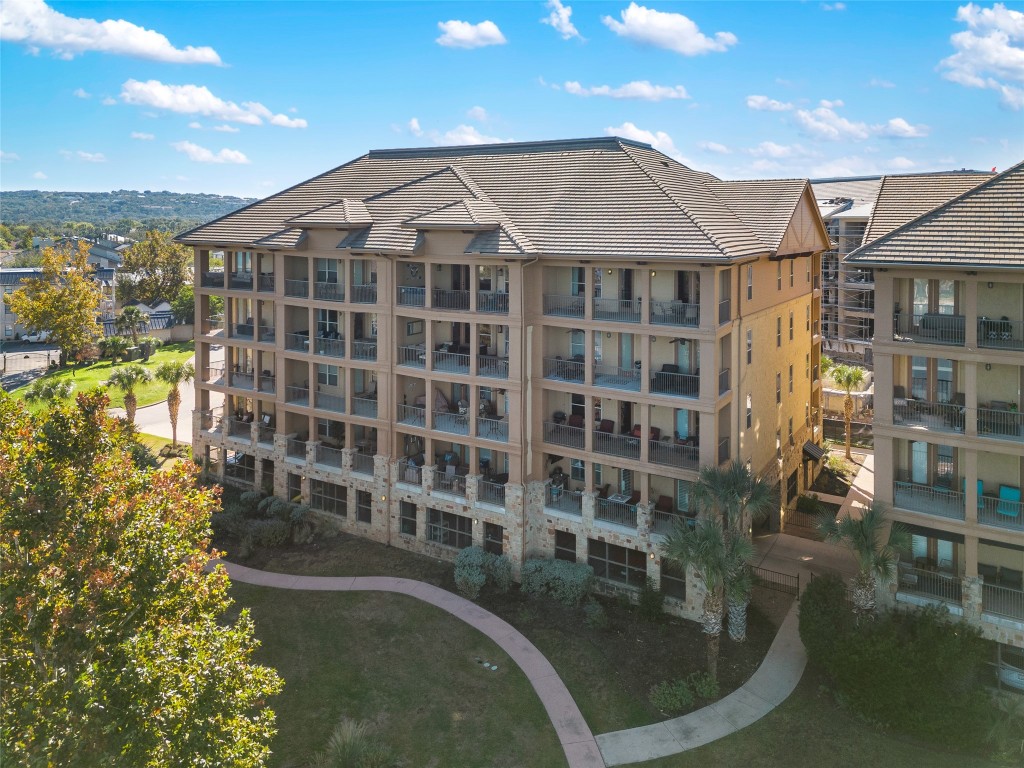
xmin=380 ymin=495 xmax=387 ymax=502
xmin=650 ymin=271 xmax=656 ymax=277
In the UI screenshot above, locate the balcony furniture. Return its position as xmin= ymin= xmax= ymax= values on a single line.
xmin=608 ymin=492 xmax=630 ymax=504
xmin=978 ymin=563 xmax=999 ymax=583
xmin=568 ymin=413 xmax=584 ymax=429
xmin=552 ymin=411 xmax=566 ymax=425
xmin=655 ymin=495 xmax=674 ymax=514
xmin=979 ymin=316 xmax=1013 ymax=341
xmin=628 ymin=490 xmax=641 ymax=505
xmin=960 ymin=478 xmax=985 ymax=509
xmin=945 ymin=392 xmax=966 ymax=430
xmin=653 ymin=363 xmax=679 ymax=389
xmin=597 ymin=419 xmax=614 ymax=435
xmin=597 ymin=484 xmax=610 ymax=500
xmin=998 ymin=485 xmax=1022 ymax=518
xmin=893 ymin=385 xmax=908 ymax=422
xmin=918 ymin=313 xmax=964 ymax=343
xmin=980 ymin=402 xmax=1021 ymax=437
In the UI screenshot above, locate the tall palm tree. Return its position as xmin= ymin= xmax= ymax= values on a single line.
xmin=662 ymin=515 xmax=754 ymax=680
xmin=115 ymin=306 xmax=149 ymax=346
xmin=816 ymin=502 xmax=910 ymax=621
xmin=830 ymin=362 xmax=866 ymax=459
xmin=107 ymin=364 xmax=152 ymax=423
xmin=24 ymin=379 xmax=74 ymax=405
xmin=156 ymin=360 xmax=195 ymax=447
xmin=692 ymin=461 xmax=777 ymax=642
xmin=98 ymin=335 xmax=130 ymax=365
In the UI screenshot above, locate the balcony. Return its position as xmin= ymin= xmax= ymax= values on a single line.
xmin=982 ymin=582 xmax=1024 ymax=622
xmin=432 ymin=288 xmax=470 ymax=311
xmin=314 ymin=337 xmax=346 ymax=358
xmin=397 ymin=459 xmax=423 ymax=486
xmin=433 ymin=349 xmax=470 ymax=374
xmin=315 ymin=444 xmax=344 ymax=468
xmin=434 ymin=470 xmax=467 ymax=498
xmin=201 ymin=317 xmax=223 ymax=335
xmin=897 ymin=563 xmax=963 ymax=606
xmin=893 ymin=397 xmax=965 ymax=435
xmin=256 ymin=326 xmax=275 ymax=344
xmin=477 ymin=291 xmax=509 ymax=314
xmin=397 ymin=344 xmax=426 ymax=368
xmin=544 ymin=421 xmax=585 ymax=450
xmin=434 ymin=410 xmax=469 ymax=436
xmin=259 ymin=375 xmax=276 ymax=395
xmin=978 ymin=405 xmax=1024 ymax=442
xmin=286 ymin=438 xmax=307 ymax=460
xmin=593 ymin=364 xmax=641 ymax=393
xmin=314 ymin=282 xmax=344 ymax=302
xmin=257 ymin=424 xmax=275 ymax=445
xmin=201 ymin=271 xmax=225 ymax=288
xmin=285 ymin=385 xmax=310 ymax=407
xmin=315 ymin=391 xmax=345 ymax=413
xmin=351 ymin=284 xmax=377 ymax=304
xmin=477 ymin=416 xmax=508 ymax=442
xmin=284 ymin=279 xmax=309 ymax=298
xmin=258 ymin=274 xmax=275 ymax=292
xmin=398 ymin=404 xmax=426 ymax=428
xmin=545 ymin=485 xmax=583 ymax=516
xmin=543 ymin=294 xmax=585 ymax=318
xmin=229 ymin=370 xmax=254 ymax=390
xmin=895 ymin=312 xmax=965 ymax=346
xmin=227 ymin=418 xmax=251 ymax=440
xmin=978 ymin=317 xmax=1024 ymax=352
xmin=893 ymin=478 xmax=965 ymax=520
xmin=352 ymin=453 xmax=374 ymax=476
xmin=650 ymin=439 xmax=699 ymax=470
xmin=650 ymin=300 xmax=699 ymax=327
xmin=594 ymin=430 xmax=641 ymax=460
xmin=229 ymin=272 xmax=253 ymax=290
xmin=478 ymin=355 xmax=508 ymax=379
xmin=543 ymin=356 xmax=585 ymax=383
xmin=203 ymin=366 xmax=225 ymax=385
xmin=397 ymin=286 xmax=426 ymax=307
xmin=593 ymin=297 xmax=640 ymax=323
xmin=652 ymin=509 xmax=694 ymax=536
xmin=650 ymin=367 xmax=699 ymax=398
xmin=351 ymin=397 xmax=378 ymax=418
xmin=979 ymin=494 xmax=1024 ymax=533
xmin=479 ymin=478 xmax=507 ymax=506
xmin=351 ymin=340 xmax=377 ymax=362
xmin=595 ymin=497 xmax=638 ymax=528
xmin=718 ymin=368 xmax=731 ymax=395
xmin=285 ymin=333 xmax=309 ymax=353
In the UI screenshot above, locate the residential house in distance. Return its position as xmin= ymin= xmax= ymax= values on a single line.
xmin=1 ymin=265 xmax=117 ymax=341
xmin=847 ymin=160 xmax=1024 ymax=683
xmin=181 ymin=137 xmax=830 ymax=619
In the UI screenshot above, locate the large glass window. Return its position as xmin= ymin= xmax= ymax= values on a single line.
xmin=426 ymin=508 xmax=473 ymax=549
xmin=555 ymin=530 xmax=577 ymax=562
xmin=317 ymin=363 xmax=339 ymax=387
xmin=356 ymin=490 xmax=372 ymax=523
xmin=399 ymin=501 xmax=417 ymax=536
xmin=484 ymin=522 xmax=503 ymax=555
xmin=660 ymin=558 xmax=687 ymax=600
xmin=588 ymin=540 xmax=647 ymax=587
xmin=317 ymin=308 xmax=340 ymax=337
xmin=316 ymin=258 xmax=338 ymax=284
xmin=310 ymin=479 xmax=346 ymax=516
xmin=571 ymin=267 xmax=586 ymax=297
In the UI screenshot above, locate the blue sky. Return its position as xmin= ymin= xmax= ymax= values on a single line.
xmin=2 ymin=1 xmax=1022 ymax=197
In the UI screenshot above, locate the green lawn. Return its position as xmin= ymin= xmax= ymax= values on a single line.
xmin=11 ymin=341 xmax=194 ymax=411
xmin=229 ymin=583 xmax=566 ymax=768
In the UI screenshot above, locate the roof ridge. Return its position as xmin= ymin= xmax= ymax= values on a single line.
xmin=447 ymin=164 xmax=536 ymax=253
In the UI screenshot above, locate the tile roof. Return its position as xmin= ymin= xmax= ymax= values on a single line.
xmin=254 ymin=228 xmax=307 ymax=249
xmin=847 ymin=160 xmax=1024 ymax=268
xmin=811 ymin=177 xmax=883 ymax=209
xmin=178 ymin=136 xmax=820 ymax=261
xmin=863 ymin=171 xmax=993 ymax=243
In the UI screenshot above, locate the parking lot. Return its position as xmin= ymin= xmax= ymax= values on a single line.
xmin=1 ymin=345 xmax=58 ymax=392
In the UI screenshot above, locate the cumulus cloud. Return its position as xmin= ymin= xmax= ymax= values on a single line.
xmin=439 ymin=124 xmax=512 ymax=145
xmin=868 ymin=77 xmax=896 ymax=88
xmin=73 ymin=87 xmax=90 ymax=99
xmin=171 ymin=140 xmax=249 ymax=164
xmin=889 ymin=156 xmax=916 ymax=169
xmin=564 ymin=80 xmax=689 ymax=100
xmin=436 ymin=19 xmax=506 ymax=48
xmin=0 ymin=0 xmax=221 ymax=64
xmin=101 ymin=96 xmax=116 ymax=105
xmin=602 ymin=3 xmax=736 ymax=56
xmin=821 ymin=2 xmax=846 ymax=11
xmin=1 ymin=151 xmax=20 ymax=162
xmin=542 ymin=0 xmax=582 ymax=40
xmin=467 ymin=105 xmax=488 ymax=122
xmin=59 ymin=149 xmax=105 ymax=162
xmin=605 ymin=122 xmax=686 ymax=163
xmin=746 ymin=141 xmax=813 ymax=159
xmin=32 ymin=170 xmax=47 ymax=179
xmin=878 ymin=117 xmax=930 ymax=138
xmin=120 ymin=79 xmax=307 ymax=127
xmin=188 ymin=121 xmax=203 ymax=129
xmin=213 ymin=123 xmax=240 ymax=133
xmin=131 ymin=131 xmax=154 ymax=140
xmin=940 ymin=2 xmax=1024 ymax=110
xmin=408 ymin=117 xmax=423 ymax=136
xmin=794 ymin=101 xmax=871 ymax=140
xmin=697 ymin=140 xmax=730 ymax=154
xmin=746 ymin=94 xmax=793 ymax=111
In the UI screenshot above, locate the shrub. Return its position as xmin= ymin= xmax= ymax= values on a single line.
xmin=799 ymin=572 xmax=854 ymax=667
xmin=637 ymin=577 xmax=665 ymax=622
xmin=649 ymin=679 xmax=693 ymax=714
xmin=258 ymin=496 xmax=292 ymax=522
xmin=583 ymin=599 xmax=608 ymax=630
xmin=247 ymin=518 xmax=290 ymax=548
xmin=453 ymin=547 xmax=512 ymax=600
xmin=795 ymin=493 xmax=823 ymax=516
xmin=210 ymin=507 xmax=246 ymax=538
xmin=488 ymin=554 xmax=513 ymax=594
xmin=520 ymin=559 xmax=594 ymax=606
xmin=455 ymin=567 xmax=487 ymax=600
xmin=688 ymin=671 xmax=719 ymax=699
xmin=238 ymin=490 xmax=266 ymax=518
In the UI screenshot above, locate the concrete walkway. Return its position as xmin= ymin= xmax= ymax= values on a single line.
xmin=217 ymin=560 xmax=605 ymax=768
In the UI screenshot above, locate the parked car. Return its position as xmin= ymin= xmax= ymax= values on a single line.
xmin=24 ymin=331 xmax=51 ymax=343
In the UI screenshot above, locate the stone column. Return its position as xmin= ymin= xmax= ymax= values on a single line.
xmin=504 ymin=483 xmax=527 ymax=577
xmin=582 ymin=490 xmax=597 ymax=530
xmin=341 ymin=447 xmax=355 ymax=474
xmin=421 ymin=464 xmax=436 ymax=494
xmin=962 ymin=575 xmax=983 ymax=623
xmin=371 ymin=454 xmax=392 ymax=543
xmin=466 ymin=474 xmax=481 ymax=505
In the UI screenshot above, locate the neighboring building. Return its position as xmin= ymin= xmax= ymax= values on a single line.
xmin=847 ymin=161 xmax=1024 ymax=673
xmin=1 ymin=265 xmax=117 ymax=340
xmin=181 ymin=137 xmax=830 ymax=618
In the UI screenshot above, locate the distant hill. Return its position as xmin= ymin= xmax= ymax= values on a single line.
xmin=0 ymin=189 xmax=257 ymax=232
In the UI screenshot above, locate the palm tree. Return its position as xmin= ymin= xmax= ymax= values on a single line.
xmin=98 ymin=335 xmax=130 ymax=365
xmin=662 ymin=515 xmax=754 ymax=681
xmin=156 ymin=360 xmax=195 ymax=447
xmin=115 ymin=306 xmax=149 ymax=346
xmin=107 ymin=364 xmax=152 ymax=423
xmin=830 ymin=363 xmax=866 ymax=459
xmin=692 ymin=461 xmax=777 ymax=642
xmin=816 ymin=501 xmax=910 ymax=621
xmin=136 ymin=335 xmax=163 ymax=362
xmin=24 ymin=379 xmax=74 ymax=405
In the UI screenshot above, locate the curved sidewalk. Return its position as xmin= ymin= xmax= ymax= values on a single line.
xmin=218 ymin=561 xmax=605 ymax=768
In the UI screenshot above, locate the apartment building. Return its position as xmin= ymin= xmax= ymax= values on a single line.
xmin=182 ymin=137 xmax=829 ymax=619
xmin=2 ymin=265 xmax=117 ymax=340
xmin=847 ymin=161 xmax=1024 ymax=673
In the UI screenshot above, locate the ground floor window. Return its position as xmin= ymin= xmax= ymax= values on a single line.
xmin=484 ymin=522 xmax=503 ymax=555
xmin=355 ymin=490 xmax=372 ymax=523
xmin=399 ymin=501 xmax=417 ymax=536
xmin=554 ymin=530 xmax=577 ymax=562
xmin=660 ymin=558 xmax=687 ymax=600
xmin=311 ymin=479 xmax=347 ymax=517
xmin=287 ymin=472 xmax=302 ymax=503
xmin=587 ymin=539 xmax=646 ymax=587
xmin=787 ymin=470 xmax=798 ymax=503
xmin=426 ymin=508 xmax=473 ymax=549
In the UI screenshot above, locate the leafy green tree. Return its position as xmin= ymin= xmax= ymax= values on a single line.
xmin=106 ymin=364 xmax=152 ymax=423
xmin=0 ymin=391 xmax=282 ymax=766
xmin=24 ymin=378 xmax=74 ymax=405
xmin=156 ymin=360 xmax=195 ymax=447
xmin=816 ymin=501 xmax=910 ymax=620
xmin=171 ymin=284 xmax=197 ymax=324
xmin=4 ymin=240 xmax=102 ymax=366
xmin=829 ymin=362 xmax=866 ymax=459
xmin=98 ymin=335 xmax=130 ymax=365
xmin=114 ymin=305 xmax=149 ymax=346
xmin=117 ymin=230 xmax=193 ymax=306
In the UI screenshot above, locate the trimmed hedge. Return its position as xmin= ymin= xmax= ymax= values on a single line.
xmin=798 ymin=572 xmax=854 ymax=664
xmin=453 ymin=546 xmax=512 ymax=600
xmin=520 ymin=559 xmax=594 ymax=606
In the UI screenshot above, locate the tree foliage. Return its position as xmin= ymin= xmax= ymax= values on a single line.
xmin=829 ymin=362 xmax=866 ymax=459
xmin=156 ymin=360 xmax=195 ymax=447
xmin=0 ymin=391 xmax=282 ymax=766
xmin=4 ymin=240 xmax=102 ymax=366
xmin=106 ymin=364 xmax=153 ymax=423
xmin=117 ymin=230 xmax=194 ymax=307
xmin=115 ymin=306 xmax=149 ymax=346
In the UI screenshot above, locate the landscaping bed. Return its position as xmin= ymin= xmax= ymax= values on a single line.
xmin=808 ymin=451 xmax=863 ymax=497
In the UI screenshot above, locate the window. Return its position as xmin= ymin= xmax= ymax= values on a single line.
xmin=570 ymin=329 xmax=585 ymax=358
xmin=555 ymin=530 xmax=577 ymax=562
xmin=806 ymin=304 xmax=810 ymax=331
xmin=787 ymin=470 xmax=798 ymax=502
xmin=777 ymin=261 xmax=782 ymax=290
xmin=399 ymin=501 xmax=417 ymax=536
xmin=484 ymin=522 xmax=504 ymax=555
xmin=660 ymin=558 xmax=687 ymax=600
xmin=789 ymin=312 xmax=794 ymax=341
xmin=287 ymin=472 xmax=302 ymax=502
xmin=570 ymin=458 xmax=585 ymax=482
xmin=806 ymin=353 xmax=810 ymax=379
xmin=788 ymin=417 xmax=794 ymax=445
xmin=571 ymin=393 xmax=585 ymax=418
xmin=592 ymin=268 xmax=603 ymax=298
xmin=789 ymin=364 xmax=793 ymax=393
xmin=789 ymin=260 xmax=794 ymax=288
xmin=593 ymin=463 xmax=603 ymax=487
xmin=427 ymin=508 xmax=473 ymax=549
xmin=747 ymin=265 xmax=753 ymax=300
xmin=571 ymin=267 xmax=586 ymax=297
xmin=355 ymin=490 xmax=372 ymax=523
xmin=776 ymin=372 xmax=782 ymax=404
xmin=776 ymin=317 xmax=782 ymax=347
xmin=317 ymin=363 xmax=338 ymax=387
xmin=316 ymin=258 xmax=337 ymax=284
xmin=746 ymin=329 xmax=753 ymax=364
xmin=776 ymin=429 xmax=782 ymax=457
xmin=310 ymin=480 xmax=347 ymax=516
xmin=587 ymin=539 xmax=647 ymax=587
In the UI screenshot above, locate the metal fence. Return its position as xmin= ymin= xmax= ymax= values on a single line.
xmin=752 ymin=565 xmax=800 ymax=599
xmin=823 ymin=417 xmax=874 ymax=449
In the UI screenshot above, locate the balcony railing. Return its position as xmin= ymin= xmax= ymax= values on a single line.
xmin=228 ymin=272 xmax=253 ymax=290
xmin=203 ymin=366 xmax=225 ymax=384
xmin=201 ymin=271 xmax=225 ymax=288
xmin=229 ymin=371 xmax=254 ymax=390
xmin=978 ymin=317 xmax=1024 ymax=351
xmin=258 ymin=274 xmax=275 ymax=292
xmin=652 ymin=510 xmax=695 ymax=536
xmin=544 ymin=421 xmax=585 ymax=450
xmin=315 ymin=391 xmax=346 ymax=413
xmin=285 ymin=385 xmax=310 ymax=406
xmin=397 ymin=404 xmax=426 ymax=428
xmin=718 ymin=368 xmax=731 ymax=395
xmin=315 ymin=444 xmax=344 ymax=468
xmin=397 ymin=345 xmax=427 ymax=368
xmin=593 ymin=365 xmax=641 ymax=392
xmin=650 ymin=369 xmax=699 ymax=398
xmin=351 ymin=397 xmax=378 ymax=418
xmin=594 ymin=430 xmax=641 ymax=460
xmin=718 ymin=298 xmax=731 ymax=325
xmin=256 ymin=326 xmax=276 ymax=344
xmin=893 ymin=480 xmax=965 ymax=520
xmin=477 ymin=417 xmax=508 ymax=442
xmin=595 ymin=498 xmax=638 ymax=528
xmin=231 ymin=322 xmax=254 ymax=339
xmin=197 ymin=411 xmax=219 ymax=433
xmin=286 ymin=438 xmax=307 ymax=459
xmin=351 ymin=340 xmax=377 ymax=361
xmin=434 ymin=470 xmax=466 ymax=497
xmin=311 ymin=336 xmax=344 ymax=358
xmin=543 ymin=294 xmax=585 ymax=318
xmin=397 ymin=459 xmax=423 ymax=486
xmin=284 ymin=279 xmax=309 ymax=298
xmin=432 ymin=288 xmax=470 ymax=311
xmin=477 ymin=291 xmax=509 ymax=314
xmin=543 ymin=356 xmax=585 ymax=383
xmin=893 ymin=397 xmax=965 ymax=434
xmin=258 ymin=375 xmax=276 ymax=394
xmin=433 ymin=350 xmax=470 ymax=373
xmin=978 ymin=407 xmax=1023 ymax=442
xmin=351 ymin=284 xmax=377 ymax=304
xmin=897 ymin=563 xmax=963 ymax=605
xmin=285 ymin=333 xmax=309 ymax=352
xmin=257 ymin=424 xmax=275 ymax=444
xmin=718 ymin=436 xmax=730 ymax=465
xmin=478 ymin=356 xmax=508 ymax=379
xmin=650 ymin=300 xmax=699 ymax=327
xmin=227 ymin=418 xmax=251 ymax=439
xmin=895 ymin=312 xmax=965 ymax=346
xmin=593 ymin=297 xmax=640 ymax=323
xmin=314 ymin=281 xmax=344 ymax=302
xmin=979 ymin=496 xmax=1024 ymax=532
xmin=650 ymin=439 xmax=699 ymax=470
xmin=545 ymin=485 xmax=582 ymax=516
xmin=397 ymin=286 xmax=426 ymax=306
xmin=201 ymin=317 xmax=223 ymax=335
xmin=352 ymin=452 xmax=374 ymax=475
xmin=982 ymin=582 xmax=1024 ymax=621
xmin=434 ymin=410 xmax=469 ymax=436
xmin=479 ymin=479 xmax=506 ymax=505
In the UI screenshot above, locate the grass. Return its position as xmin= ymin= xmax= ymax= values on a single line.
xmin=136 ymin=432 xmax=186 ymax=470
xmin=11 ymin=341 xmax=194 ymax=411
xmin=229 ymin=582 xmax=566 ymax=768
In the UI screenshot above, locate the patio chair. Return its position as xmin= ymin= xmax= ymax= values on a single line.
xmin=597 ymin=419 xmax=615 ymax=435
xmin=960 ymin=478 xmax=985 ymax=509
xmin=893 ymin=385 xmax=908 ymax=422
xmin=597 ymin=483 xmax=610 ymax=500
xmin=655 ymin=495 xmax=673 ymax=514
xmin=567 ymin=413 xmax=585 ymax=429
xmin=997 ymin=484 xmax=1021 ymax=517
xmin=627 ymin=490 xmax=641 ymax=506
xmin=978 ymin=563 xmax=999 ymax=583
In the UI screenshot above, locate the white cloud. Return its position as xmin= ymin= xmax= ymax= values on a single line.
xmin=541 ymin=0 xmax=582 ymax=40
xmin=878 ymin=117 xmax=930 ymax=138
xmin=101 ymin=96 xmax=116 ymax=106
xmin=821 ymin=3 xmax=846 ymax=11
xmin=213 ymin=124 xmax=239 ymax=133
xmin=940 ymin=2 xmax=1024 ymax=110
xmin=188 ymin=121 xmax=203 ymax=129
xmin=32 ymin=170 xmax=47 ymax=179
xmin=794 ymin=101 xmax=871 ymax=140
xmin=436 ymin=19 xmax=506 ymax=49
xmin=1 ymin=151 xmax=19 ymax=162
xmin=889 ymin=156 xmax=916 ymax=169
xmin=868 ymin=77 xmax=896 ymax=88
xmin=602 ymin=3 xmax=737 ymax=56
xmin=0 ymin=0 xmax=221 ymax=64
xmin=439 ymin=124 xmax=512 ymax=145
xmin=171 ymin=140 xmax=249 ymax=164
xmin=77 ymin=151 xmax=106 ymax=163
xmin=697 ymin=140 xmax=730 ymax=154
xmin=467 ymin=105 xmax=488 ymax=122
xmin=605 ymin=122 xmax=686 ymax=163
xmin=131 ymin=131 xmax=154 ymax=140
xmin=820 ymin=98 xmax=845 ymax=109
xmin=746 ymin=141 xmax=813 ymax=159
xmin=746 ymin=94 xmax=793 ymax=111
xmin=120 ymin=79 xmax=306 ymax=127
xmin=73 ymin=87 xmax=90 ymax=99
xmin=564 ymin=80 xmax=689 ymax=100
xmin=408 ymin=117 xmax=423 ymax=137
